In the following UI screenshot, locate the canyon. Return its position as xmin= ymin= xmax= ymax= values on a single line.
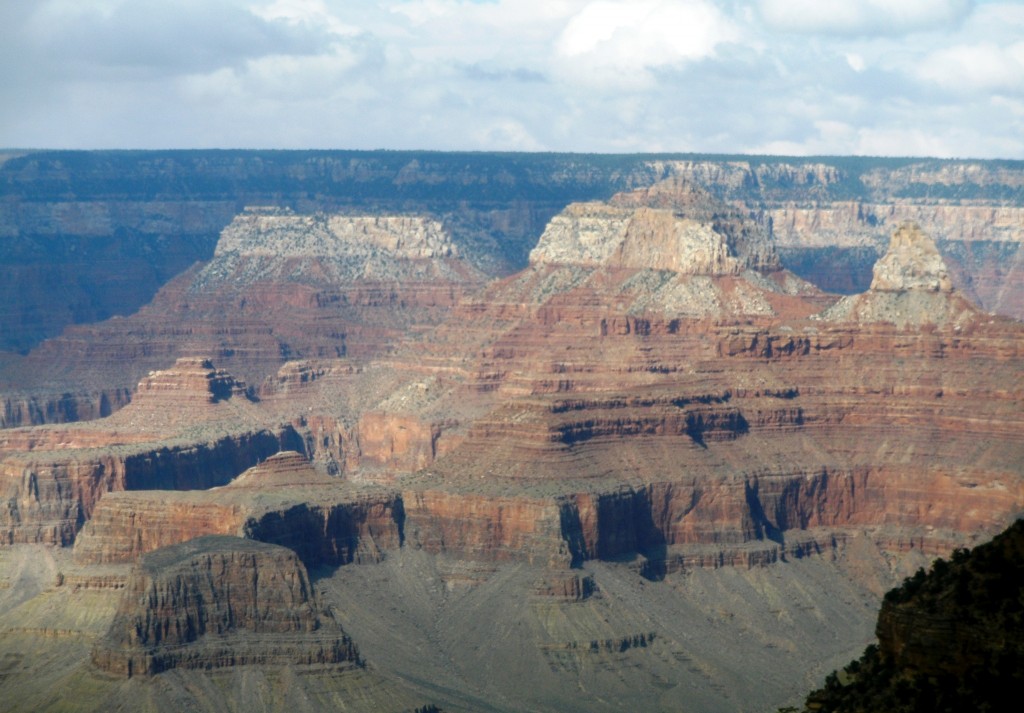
xmin=0 ymin=152 xmax=1022 ymax=712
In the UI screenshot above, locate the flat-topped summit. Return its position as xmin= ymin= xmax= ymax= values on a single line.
xmin=198 ymin=207 xmax=473 ymax=288
xmin=133 ymin=356 xmax=250 ymax=405
xmin=870 ymin=222 xmax=954 ymax=293
xmin=529 ymin=178 xmax=779 ymax=275
xmin=216 ymin=207 xmax=456 ymax=261
xmin=91 ymin=535 xmax=359 ymax=676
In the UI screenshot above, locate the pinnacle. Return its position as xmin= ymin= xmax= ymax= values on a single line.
xmin=870 ymin=222 xmax=953 ymax=293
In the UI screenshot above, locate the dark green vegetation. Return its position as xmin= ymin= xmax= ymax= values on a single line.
xmin=799 ymin=519 xmax=1024 ymax=713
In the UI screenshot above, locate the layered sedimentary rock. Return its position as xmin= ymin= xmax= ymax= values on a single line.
xmin=530 ymin=178 xmax=778 ymax=275
xmin=74 ymin=451 xmax=403 ymax=567
xmin=91 ymin=535 xmax=359 ymax=677
xmin=1 ymin=166 xmax=1024 ymax=711
xmin=390 ymin=207 xmax=1024 ymax=573
xmin=0 ymin=359 xmax=302 ymax=545
xmin=0 ymin=207 xmax=487 ymax=427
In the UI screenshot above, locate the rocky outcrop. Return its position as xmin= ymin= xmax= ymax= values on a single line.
xmin=0 ymin=361 xmax=301 ymax=545
xmin=818 ymin=223 xmax=979 ymax=328
xmin=217 ymin=207 xmax=456 ymax=260
xmin=73 ymin=451 xmax=404 ymax=567
xmin=0 ymin=388 xmax=132 ymax=430
xmin=868 ymin=223 xmax=953 ymax=293
xmin=529 ymin=178 xmax=778 ymax=275
xmin=133 ymin=356 xmax=251 ymax=405
xmin=875 ymin=519 xmax=1024 ymax=678
xmin=0 ymin=428 xmax=297 ymax=545
xmin=402 ymin=489 xmax=570 ymax=566
xmin=0 ymin=207 xmax=488 ymax=412
xmin=351 ymin=412 xmax=445 ymax=474
xmin=2 ymin=154 xmax=1024 ymax=713
xmin=91 ymin=535 xmax=359 ymax=677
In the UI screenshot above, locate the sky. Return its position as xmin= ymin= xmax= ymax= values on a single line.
xmin=1 ymin=0 xmax=1023 ymax=157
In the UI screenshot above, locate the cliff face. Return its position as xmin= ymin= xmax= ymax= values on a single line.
xmin=0 ymin=208 xmax=487 ymax=425
xmin=72 ymin=451 xmax=404 ymax=567
xmin=91 ymin=535 xmax=359 ymax=677
xmin=4 ymin=153 xmax=1024 ymax=430
xmin=3 ymin=151 xmax=1023 ymax=362
xmin=529 ymin=178 xmax=778 ymax=275
xmin=0 ymin=359 xmax=303 ymax=545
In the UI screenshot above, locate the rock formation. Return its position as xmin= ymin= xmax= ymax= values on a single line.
xmin=529 ymin=178 xmax=779 ymax=275
xmin=0 ymin=207 xmax=488 ymax=427
xmin=868 ymin=222 xmax=954 ymax=293
xmin=0 ymin=359 xmax=302 ymax=545
xmin=1 ymin=157 xmax=1024 ymax=712
xmin=818 ymin=222 xmax=980 ymax=327
xmin=91 ymin=535 xmax=359 ymax=677
xmin=73 ymin=451 xmax=403 ymax=568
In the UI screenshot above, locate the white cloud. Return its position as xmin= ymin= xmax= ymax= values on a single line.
xmin=845 ymin=53 xmax=866 ymax=72
xmin=757 ymin=0 xmax=973 ymax=36
xmin=915 ymin=41 xmax=1024 ymax=93
xmin=556 ymin=1 xmax=739 ymax=68
xmin=1 ymin=0 xmax=1022 ymax=157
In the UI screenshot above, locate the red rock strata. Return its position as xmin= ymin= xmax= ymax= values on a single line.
xmin=0 ymin=209 xmax=487 ymax=428
xmin=91 ymin=535 xmax=359 ymax=677
xmin=0 ymin=358 xmax=302 ymax=544
xmin=5 ymin=185 xmax=1024 ymax=586
xmin=73 ymin=451 xmax=403 ymax=567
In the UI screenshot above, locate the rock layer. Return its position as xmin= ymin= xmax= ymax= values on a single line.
xmin=530 ymin=178 xmax=778 ymax=275
xmin=91 ymin=535 xmax=359 ymax=677
xmin=0 ymin=360 xmax=302 ymax=545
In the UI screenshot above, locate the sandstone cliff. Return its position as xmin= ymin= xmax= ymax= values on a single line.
xmin=0 ymin=207 xmax=488 ymax=426
xmin=73 ymin=451 xmax=403 ymax=567
xmin=529 ymin=178 xmax=779 ymax=275
xmin=1 ymin=152 xmax=1024 ymax=712
xmin=0 ymin=359 xmax=302 ymax=544
xmin=91 ymin=535 xmax=359 ymax=677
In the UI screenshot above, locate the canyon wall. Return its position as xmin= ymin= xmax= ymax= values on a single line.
xmin=3 ymin=151 xmax=1022 ymax=361
xmin=91 ymin=535 xmax=360 ymax=677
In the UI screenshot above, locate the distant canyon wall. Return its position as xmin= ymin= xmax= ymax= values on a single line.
xmin=2 ymin=152 xmax=1022 ymax=361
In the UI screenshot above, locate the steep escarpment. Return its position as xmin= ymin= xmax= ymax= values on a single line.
xmin=0 ymin=359 xmax=302 ymax=545
xmin=1 ymin=161 xmax=1024 ymax=711
xmin=91 ymin=535 xmax=359 ymax=677
xmin=398 ymin=215 xmax=1024 ymax=575
xmin=4 ymin=151 xmax=1023 ymax=363
xmin=530 ymin=178 xmax=779 ymax=275
xmin=0 ymin=150 xmax=663 ymax=358
xmin=74 ymin=451 xmax=403 ymax=568
xmin=646 ymin=158 xmax=1024 ymax=318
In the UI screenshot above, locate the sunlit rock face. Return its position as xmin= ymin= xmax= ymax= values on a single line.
xmin=818 ymin=223 xmax=979 ymax=328
xmin=869 ymin=222 xmax=954 ymax=293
